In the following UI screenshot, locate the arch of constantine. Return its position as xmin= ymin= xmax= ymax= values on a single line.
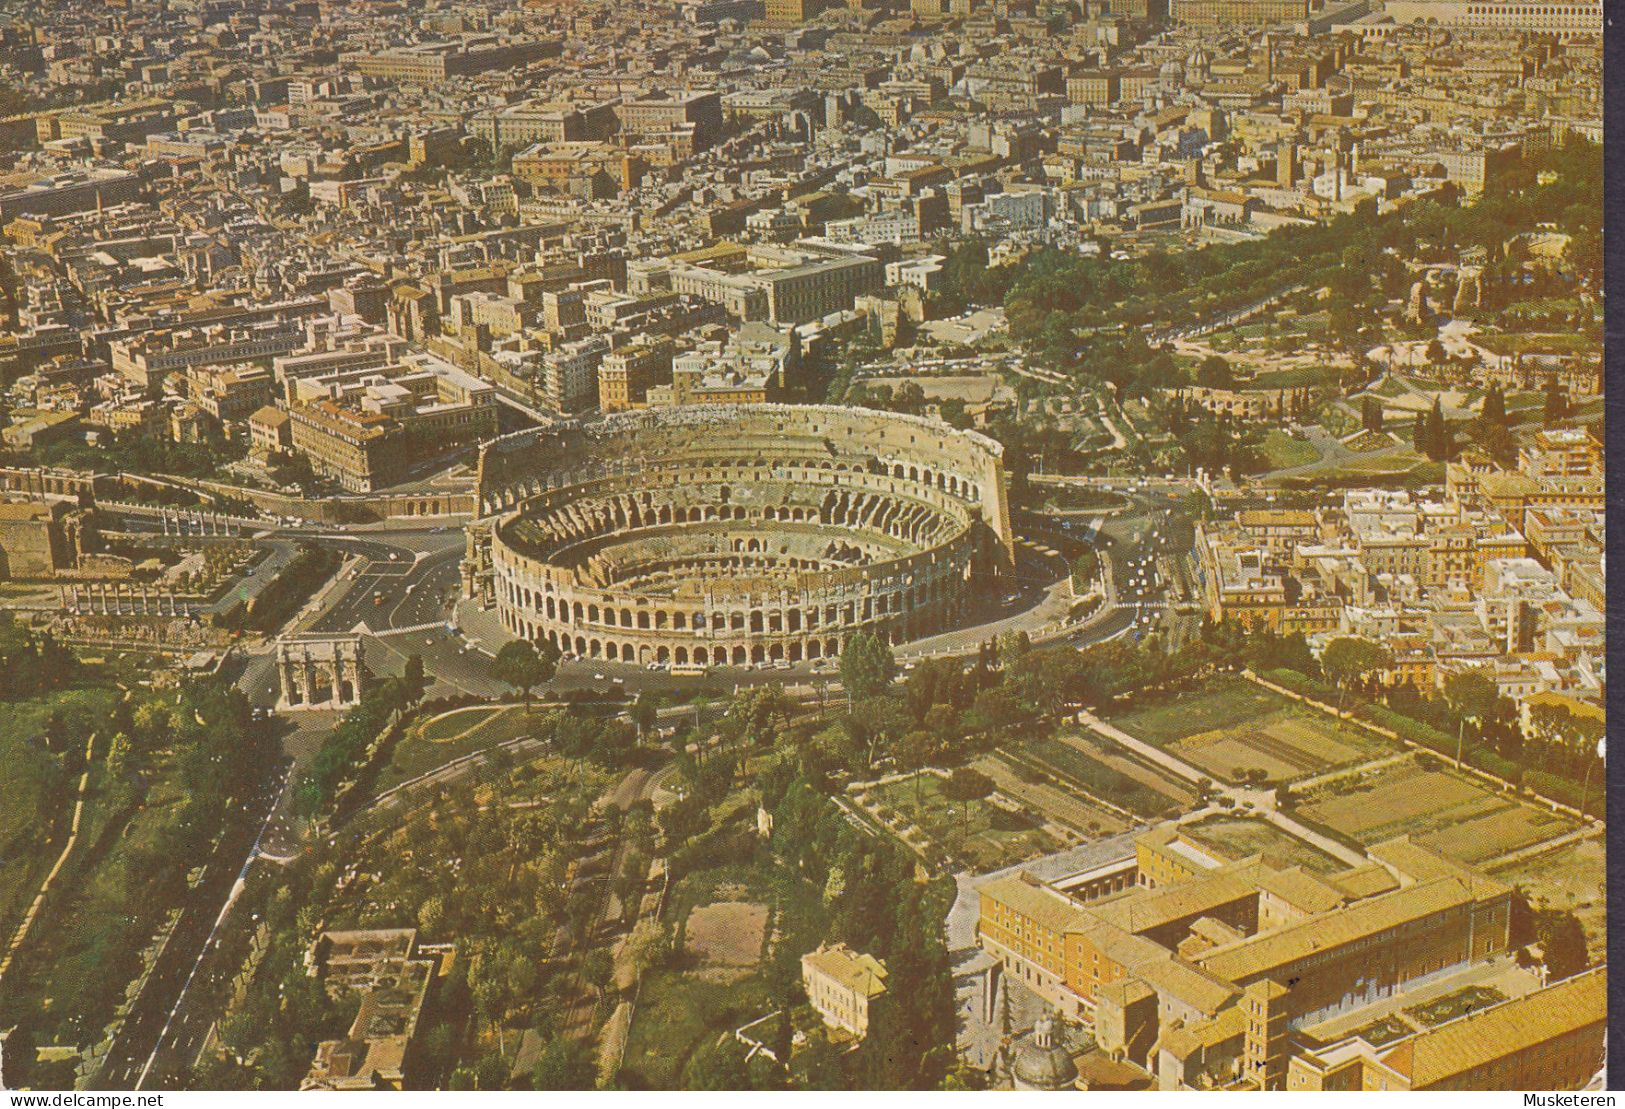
xmin=464 ymin=404 xmax=1013 ymax=668
xmin=276 ymin=633 xmax=367 ymax=710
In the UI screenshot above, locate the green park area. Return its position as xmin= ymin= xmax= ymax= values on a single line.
xmin=1108 ymin=674 xmax=1393 ymax=786
xmin=0 ymin=628 xmax=273 ymax=1080
xmin=0 ymin=685 xmax=119 ymax=942
xmin=1006 ymin=733 xmax=1189 ymax=818
xmin=374 ymin=704 xmax=547 ymax=793
xmin=1258 ymin=430 xmax=1319 ymax=470
xmin=623 ymin=862 xmax=827 ymax=1088
xmin=1297 ymin=759 xmax=1576 ymax=866
xmin=858 ymin=772 xmax=1062 ymax=872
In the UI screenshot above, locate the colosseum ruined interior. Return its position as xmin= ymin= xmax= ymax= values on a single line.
xmin=464 ymin=404 xmax=1013 ymax=668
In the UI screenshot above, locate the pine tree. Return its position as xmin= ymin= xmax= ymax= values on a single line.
xmin=1481 ymin=385 xmax=1506 ymax=427
xmin=1412 ymin=412 xmax=1427 ymax=453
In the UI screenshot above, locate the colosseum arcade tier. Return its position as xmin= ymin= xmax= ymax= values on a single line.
xmin=464 ymin=405 xmax=1013 ymax=668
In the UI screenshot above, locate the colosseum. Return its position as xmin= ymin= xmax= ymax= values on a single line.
xmin=464 ymin=404 xmax=1013 ymax=669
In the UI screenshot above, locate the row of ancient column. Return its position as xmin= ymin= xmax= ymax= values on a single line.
xmin=59 ymin=583 xmax=192 ymax=616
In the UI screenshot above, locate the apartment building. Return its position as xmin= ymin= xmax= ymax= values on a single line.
xmin=598 ymin=338 xmax=674 ymax=412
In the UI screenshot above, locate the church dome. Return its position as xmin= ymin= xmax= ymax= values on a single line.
xmin=1011 ymin=1015 xmax=1078 ymax=1091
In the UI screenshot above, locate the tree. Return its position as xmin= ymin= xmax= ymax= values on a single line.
xmin=622 ymin=918 xmax=672 ymax=978
xmin=1071 ymin=548 xmax=1100 ymax=588
xmin=631 ymin=691 xmax=659 ymax=739
xmin=1424 ymin=338 xmax=1447 ymax=367
xmin=1421 ymin=397 xmax=1451 ymax=461
xmin=940 ymin=766 xmax=994 ymax=829
xmin=132 ymin=701 xmax=171 ymax=743
xmin=1412 ymin=411 xmax=1428 ymax=453
xmin=1196 ymin=355 xmax=1233 ymax=389
xmin=937 ymin=397 xmax=972 ymax=429
xmin=1480 ymin=385 xmax=1507 ymax=427
xmin=896 ymin=730 xmax=937 ymax=805
xmin=1442 ymin=669 xmax=1499 ymax=726
xmin=583 ymin=948 xmax=615 ymax=1000
xmin=1360 ymin=396 xmax=1384 ymax=434
xmin=1534 ymin=909 xmax=1589 ymax=981
xmin=492 ymin=640 xmax=559 ymax=712
xmin=403 ymin=653 xmax=427 ymax=703
xmin=532 ymin=1037 xmax=596 ymax=1090
xmin=998 ymin=629 xmax=1032 ymax=663
xmin=840 ymin=632 xmax=897 ymax=701
xmin=1319 ymin=637 xmax=1392 ymax=708
xmin=1543 ymin=372 xmax=1569 ymax=426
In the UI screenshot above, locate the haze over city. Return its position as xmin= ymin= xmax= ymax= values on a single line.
xmin=0 ymin=0 xmax=1604 ymax=1094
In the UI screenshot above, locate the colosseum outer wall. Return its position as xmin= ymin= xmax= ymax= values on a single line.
xmin=465 ymin=404 xmax=1013 ymax=666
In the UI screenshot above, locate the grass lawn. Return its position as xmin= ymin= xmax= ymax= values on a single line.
xmin=1250 ymin=366 xmax=1336 ymax=390
xmin=1107 ymin=675 xmax=1287 ymax=747
xmin=416 ymin=705 xmax=500 ymax=742
xmin=1042 ymin=486 xmax=1130 ymax=512
xmin=375 ymin=706 xmax=542 ymax=793
xmin=1277 ymin=457 xmax=1444 ymax=491
xmin=1477 ymin=332 xmax=1598 ymax=357
xmin=1297 ymin=762 xmax=1574 ymax=865
xmin=1170 ymin=710 xmax=1390 ymax=785
xmin=1258 ymin=430 xmax=1319 ymax=470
